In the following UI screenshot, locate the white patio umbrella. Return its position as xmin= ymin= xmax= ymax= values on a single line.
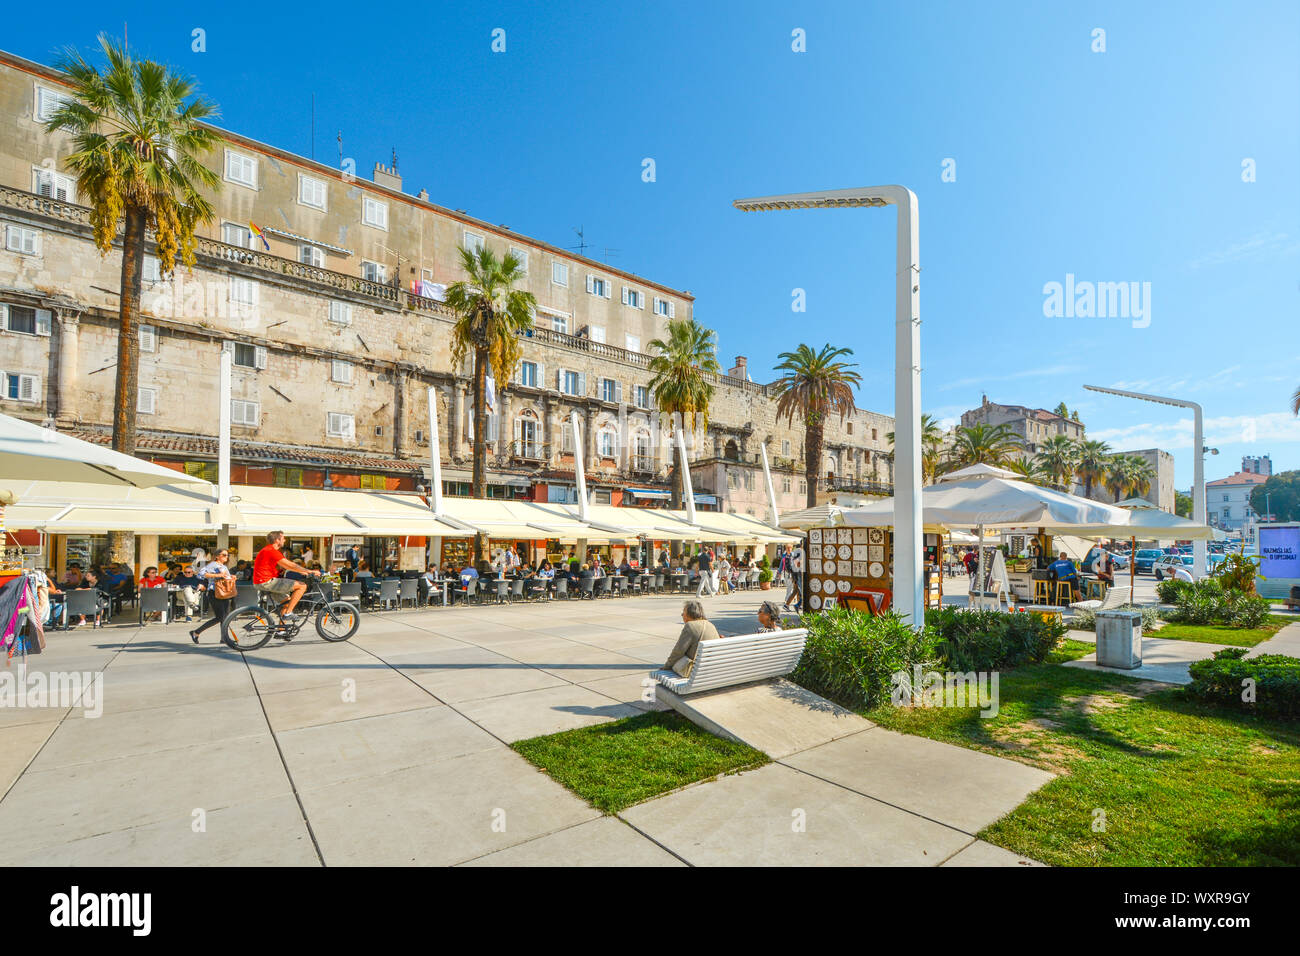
xmin=0 ymin=413 xmax=210 ymax=488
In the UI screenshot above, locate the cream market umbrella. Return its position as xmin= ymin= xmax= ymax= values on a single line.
xmin=777 ymin=503 xmax=846 ymax=531
xmin=0 ymin=413 xmax=210 ymax=488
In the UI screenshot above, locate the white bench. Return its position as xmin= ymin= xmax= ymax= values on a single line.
xmin=1070 ymin=585 xmax=1132 ymax=613
xmin=651 ymin=628 xmax=808 ymax=695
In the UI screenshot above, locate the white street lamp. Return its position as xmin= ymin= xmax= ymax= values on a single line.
xmin=734 ymin=186 xmax=922 ymax=626
xmin=1083 ymin=384 xmax=1211 ymax=578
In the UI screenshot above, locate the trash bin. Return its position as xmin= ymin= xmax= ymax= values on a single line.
xmin=1096 ymin=609 xmax=1143 ymax=669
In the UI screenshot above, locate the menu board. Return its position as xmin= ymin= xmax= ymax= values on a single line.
xmin=1259 ymin=526 xmax=1300 ymax=579
xmin=807 ymin=526 xmax=891 ymax=610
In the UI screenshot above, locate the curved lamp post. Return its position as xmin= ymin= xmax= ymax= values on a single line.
xmin=733 ymin=186 xmax=922 ymax=627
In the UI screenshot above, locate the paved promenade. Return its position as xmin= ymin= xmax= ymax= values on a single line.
xmin=0 ymin=590 xmax=1044 ymax=866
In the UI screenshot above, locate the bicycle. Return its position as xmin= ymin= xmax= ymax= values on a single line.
xmin=221 ymin=576 xmax=360 ymax=650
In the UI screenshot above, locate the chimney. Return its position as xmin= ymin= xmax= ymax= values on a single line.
xmin=373 ymin=162 xmax=402 ymax=191
xmin=729 ymin=356 xmax=748 ymax=380
xmin=417 ymin=188 xmax=429 ymax=202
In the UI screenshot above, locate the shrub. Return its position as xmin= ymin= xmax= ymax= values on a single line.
xmin=790 ymin=608 xmax=938 ymax=711
xmin=757 ymin=553 xmax=773 ymax=585
xmin=1224 ymin=591 xmax=1271 ymax=629
xmin=1156 ymin=578 xmax=1190 ymax=605
xmin=1211 ymin=551 xmax=1263 ymax=595
xmin=1164 ymin=578 xmax=1272 ymax=629
xmin=1186 ymin=648 xmax=1300 ymax=718
xmin=1072 ymin=604 xmax=1161 ymax=632
xmin=925 ymin=606 xmax=1065 ymax=671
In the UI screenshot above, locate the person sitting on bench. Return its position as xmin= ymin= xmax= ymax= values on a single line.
xmin=663 ymin=600 xmax=720 ymax=677
xmin=1047 ymin=552 xmax=1080 ymax=602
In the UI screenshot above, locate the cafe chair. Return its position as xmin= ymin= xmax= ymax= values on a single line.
xmin=138 ymin=587 xmax=170 ymax=626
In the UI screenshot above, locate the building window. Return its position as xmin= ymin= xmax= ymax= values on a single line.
xmin=586 ymin=275 xmax=611 ymax=298
xmin=548 ymin=313 xmax=569 ymax=334
xmin=2 ymin=305 xmax=52 ymax=336
xmin=518 ymin=361 xmax=538 ymax=388
xmin=221 ymin=222 xmax=254 ymax=249
xmin=782 ymin=477 xmax=791 ymax=493
xmin=625 ymin=335 xmax=641 ymax=354
xmin=587 ymin=325 xmax=606 ymax=343
xmin=462 ymin=231 xmax=484 ymax=254
xmin=184 ymin=461 xmax=218 ymax=483
xmin=508 ymin=247 xmax=529 ymax=274
xmin=231 ymin=399 xmax=260 ymax=426
xmin=331 ymin=359 xmax=352 ymax=384
xmin=847 ymin=422 xmax=853 ymax=435
xmin=652 ymin=297 xmax=675 ymax=317
xmin=273 ymin=467 xmax=304 ymax=488
xmin=362 ymin=196 xmax=388 ymax=229
xmin=781 ymin=439 xmax=791 ymax=457
xmin=598 ymin=429 xmax=616 ymax=459
xmin=552 ymin=261 xmax=568 ymax=286
xmin=872 ymin=428 xmax=878 ymax=441
xmin=298 ymin=174 xmax=327 ymax=210
xmin=560 ymin=369 xmax=584 ymax=396
xmin=799 ymin=479 xmax=807 ymax=495
xmin=229 ymin=277 xmax=259 ymax=308
xmin=327 ymin=412 xmax=355 ymax=439
xmin=139 ymin=324 xmax=156 ymax=353
xmin=142 ymin=255 xmax=163 ymax=282
xmin=224 ymin=149 xmax=258 ymax=188
xmin=600 ymin=378 xmax=620 ymax=403
xmin=229 ymin=342 xmax=267 ymax=369
xmin=635 ymin=385 xmax=650 ymax=408
xmin=361 ymin=260 xmax=386 ymax=283
xmin=32 ymin=167 xmax=75 ymax=202
xmin=137 ymin=386 xmax=157 ymax=415
xmin=516 ymin=413 xmax=540 ymax=457
xmin=328 ymin=301 xmax=352 ymax=327
xmin=34 ymin=85 xmax=73 ymax=122
xmin=621 ymin=287 xmax=644 ymax=309
xmin=300 ymin=245 xmax=324 ymax=267
xmin=3 ymin=372 xmax=39 ymax=403
xmin=4 ymin=223 xmax=41 ymax=255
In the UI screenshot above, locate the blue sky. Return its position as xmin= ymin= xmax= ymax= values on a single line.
xmin=6 ymin=0 xmax=1299 ymax=488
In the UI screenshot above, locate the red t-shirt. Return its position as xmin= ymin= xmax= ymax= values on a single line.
xmin=139 ymin=576 xmax=166 ymax=589
xmin=253 ymin=545 xmax=285 ymax=584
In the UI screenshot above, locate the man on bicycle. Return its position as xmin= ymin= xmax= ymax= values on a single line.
xmin=253 ymin=530 xmax=319 ymax=622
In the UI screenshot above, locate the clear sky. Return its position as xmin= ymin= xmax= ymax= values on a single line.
xmin=5 ymin=0 xmax=1298 ymax=489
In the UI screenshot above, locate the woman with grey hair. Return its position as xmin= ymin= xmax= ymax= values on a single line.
xmin=663 ymin=600 xmax=720 ymax=677
xmin=757 ymin=601 xmax=783 ymax=632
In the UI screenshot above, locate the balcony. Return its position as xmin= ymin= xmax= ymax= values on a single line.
xmin=629 ymin=455 xmax=655 ymax=474
xmin=510 ymin=440 xmax=549 ymax=463
xmin=825 ymin=476 xmax=893 ymax=497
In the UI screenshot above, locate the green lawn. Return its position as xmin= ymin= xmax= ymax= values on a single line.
xmin=864 ymin=661 xmax=1300 ymax=866
xmin=1152 ymin=614 xmax=1295 ymax=647
xmin=511 ymin=711 xmax=769 ymax=813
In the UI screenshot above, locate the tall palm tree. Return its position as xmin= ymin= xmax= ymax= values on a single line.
xmin=46 ymin=35 xmax=221 ymax=563
xmin=1075 ymin=438 xmax=1112 ymax=499
xmin=1004 ymin=458 xmax=1046 ymax=484
xmin=446 ymin=245 xmax=536 ymax=561
xmin=647 ymin=319 xmax=720 ymax=512
xmin=1103 ymin=454 xmax=1138 ymax=501
xmin=1126 ymin=456 xmax=1156 ymax=500
xmin=1034 ymin=434 xmax=1079 ymax=491
xmin=886 ymin=414 xmax=945 ymax=483
xmin=772 ymin=344 xmax=862 ymax=507
xmin=947 ymin=424 xmax=1023 ymax=469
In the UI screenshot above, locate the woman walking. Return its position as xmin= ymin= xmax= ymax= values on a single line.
xmin=190 ymin=548 xmax=236 ymax=644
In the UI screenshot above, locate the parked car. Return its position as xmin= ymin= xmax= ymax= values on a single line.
xmin=1134 ymin=548 xmax=1164 ymax=574
xmin=1153 ymin=554 xmax=1193 ymax=581
xmin=1083 ymin=547 xmax=1129 ymax=572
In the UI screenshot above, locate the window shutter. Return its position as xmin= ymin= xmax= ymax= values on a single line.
xmin=138 ymin=388 xmax=156 ymax=415
xmin=579 ymin=373 xmax=587 ymax=396
xmin=254 ymin=345 xmax=268 ymax=370
xmin=221 ymin=341 xmax=234 ymax=356
xmin=585 ymin=275 xmax=594 ymax=294
xmin=536 ymin=363 xmax=544 ymax=390
xmin=668 ymin=301 xmax=675 ymax=318
xmin=19 ymin=374 xmax=39 ymax=402
xmin=35 ymin=309 xmax=52 ymax=336
xmin=0 ymin=305 xmax=7 ymax=331
xmin=557 ymin=368 xmax=565 ymax=391
xmin=615 ymin=381 xmax=623 ymax=403
xmin=139 ymin=324 xmax=155 ymax=352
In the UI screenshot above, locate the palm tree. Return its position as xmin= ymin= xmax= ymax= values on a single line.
xmin=1126 ymin=456 xmax=1156 ymax=500
xmin=885 ymin=413 xmax=944 ymax=483
xmin=647 ymin=319 xmax=720 ymax=512
xmin=772 ymin=344 xmax=862 ymax=507
xmin=46 ymin=35 xmax=221 ymax=563
xmin=1034 ymin=434 xmax=1079 ymax=491
xmin=1004 ymin=459 xmax=1046 ymax=484
xmin=1075 ymin=439 xmax=1112 ymax=499
xmin=1103 ymin=454 xmax=1138 ymax=501
xmin=446 ymin=245 xmax=536 ymax=561
xmin=1291 ymin=384 xmax=1299 ymax=416
xmin=947 ymin=424 xmax=1023 ymax=469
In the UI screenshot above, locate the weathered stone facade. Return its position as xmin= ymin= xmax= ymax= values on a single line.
xmin=0 ymin=49 xmax=894 ymax=510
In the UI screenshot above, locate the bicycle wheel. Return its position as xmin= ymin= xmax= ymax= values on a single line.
xmin=315 ymin=602 xmax=360 ymax=642
xmin=222 ymin=605 xmax=276 ymax=650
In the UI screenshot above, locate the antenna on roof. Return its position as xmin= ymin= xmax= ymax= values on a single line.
xmin=603 ymin=247 xmax=620 ymax=263
xmin=569 ymin=226 xmax=588 ymax=255
xmin=391 ymin=147 xmax=398 ymax=172
xmin=337 ymin=130 xmax=343 ymax=166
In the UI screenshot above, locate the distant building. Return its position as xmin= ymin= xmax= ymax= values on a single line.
xmin=1115 ymin=448 xmax=1175 ymax=513
xmin=960 ymin=395 xmax=1084 ymax=457
xmin=1207 ymin=471 xmax=1269 ymax=530
xmin=1241 ymin=455 xmax=1272 ymax=477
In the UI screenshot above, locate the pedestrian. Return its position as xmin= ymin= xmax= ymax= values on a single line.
xmin=190 ymin=548 xmax=236 ymax=644
xmin=696 ymin=547 xmax=716 ymax=597
xmin=783 ymin=541 xmax=804 ymax=612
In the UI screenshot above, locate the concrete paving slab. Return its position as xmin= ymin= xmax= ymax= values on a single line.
xmin=10 ymin=793 xmax=320 ymax=866
xmin=258 ymin=672 xmax=440 ymax=732
xmin=278 ymin=705 xmax=499 ymax=791
xmin=457 ymin=683 xmax=640 ymax=742
xmin=1064 ymin=636 xmax=1231 ymax=685
xmin=1248 ymin=620 xmax=1300 ymax=658
xmin=298 ymin=747 xmax=600 ymax=865
xmin=941 ymin=839 xmax=1044 ymax=867
xmin=368 ymin=642 xmax=511 ymax=675
xmin=0 ymin=734 xmax=292 ymax=860
xmin=656 ymin=679 xmax=873 ymax=758
xmin=0 ymin=719 xmax=60 ymax=793
xmin=0 ymin=702 xmax=71 ymax=730
xmin=405 ymin=654 xmax=568 ymax=704
xmin=32 ymin=694 xmax=270 ymax=770
xmin=462 ymin=816 xmax=684 ymax=867
xmin=620 ymin=763 xmax=971 ymax=866
xmin=580 ymin=672 xmax=669 ymax=712
xmin=93 ymin=667 xmax=258 ymax=716
xmin=784 ymin=727 xmax=1055 ymax=834
xmin=243 ymin=645 xmax=393 ymax=693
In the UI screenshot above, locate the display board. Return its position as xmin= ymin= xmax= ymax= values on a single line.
xmin=1258 ymin=526 xmax=1300 ymax=578
xmin=806 ymin=526 xmax=891 ymax=611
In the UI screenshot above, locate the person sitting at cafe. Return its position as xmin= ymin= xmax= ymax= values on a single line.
xmin=61 ymin=565 xmax=83 ymax=589
xmin=138 ymin=566 xmax=167 ymax=622
xmin=1095 ymin=550 xmax=1116 ymax=586
xmin=618 ymin=557 xmax=635 ymax=577
xmin=173 ymin=564 xmax=205 ymax=623
xmin=75 ymin=571 xmax=112 ymax=627
xmin=459 ymin=562 xmax=479 ymax=587
xmin=663 ymin=600 xmax=721 ymax=676
xmin=1047 ymin=552 xmax=1080 ymax=602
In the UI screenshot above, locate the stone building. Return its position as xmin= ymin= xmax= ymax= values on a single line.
xmin=0 ymin=48 xmax=893 ymax=528
xmin=960 ymin=395 xmax=1085 ymax=457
